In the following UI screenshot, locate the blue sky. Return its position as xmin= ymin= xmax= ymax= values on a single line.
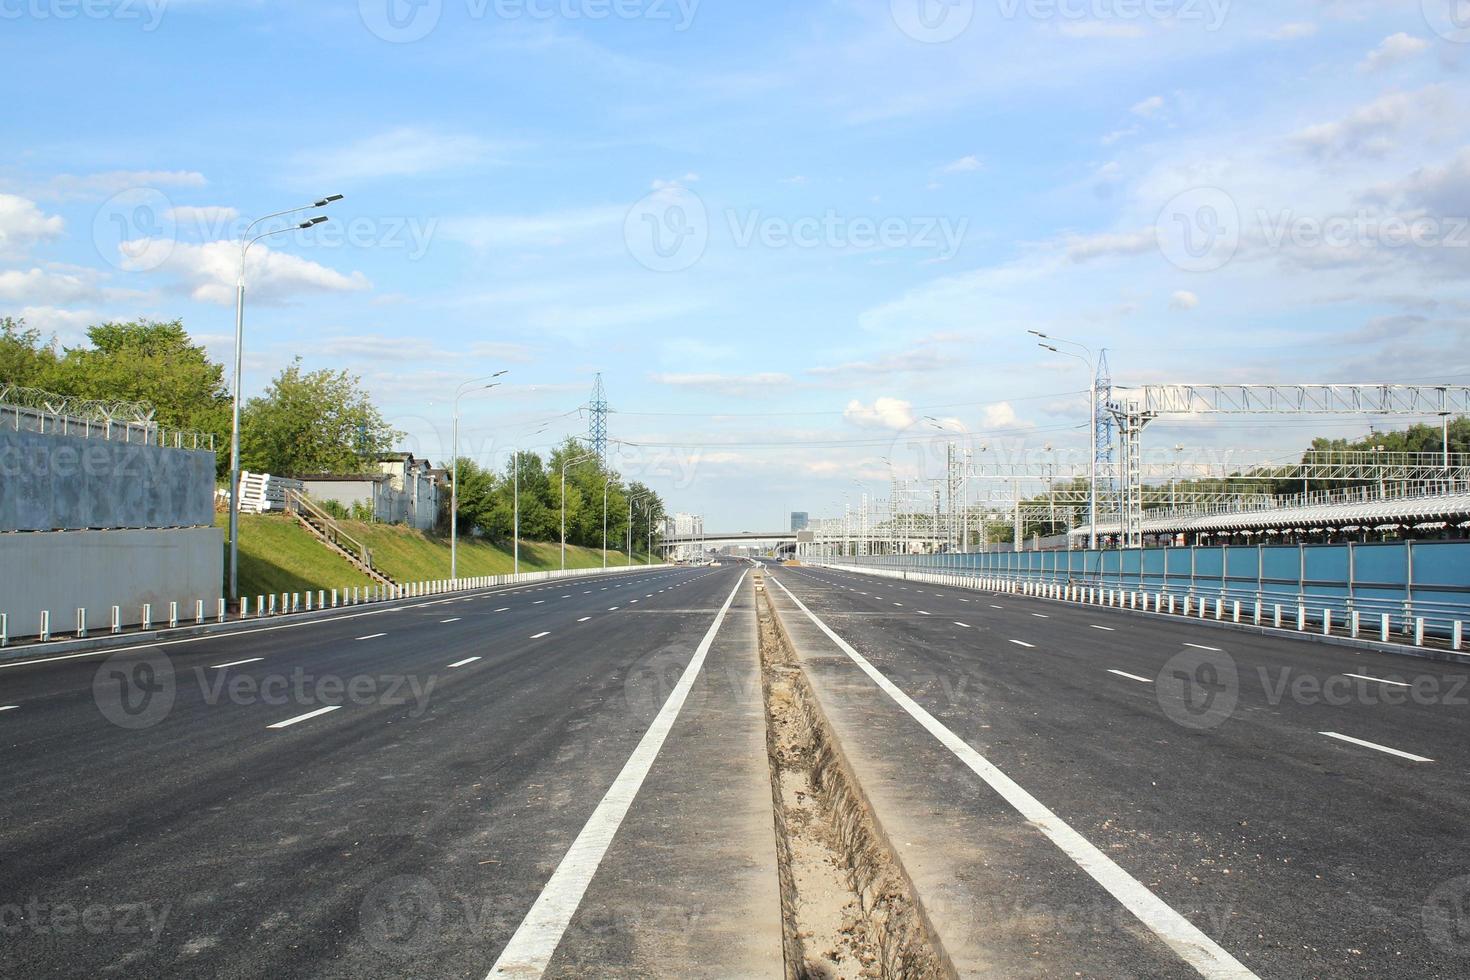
xmin=4 ymin=0 xmax=1470 ymax=529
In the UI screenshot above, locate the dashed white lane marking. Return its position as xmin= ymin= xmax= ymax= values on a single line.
xmin=1318 ymin=731 xmax=1432 ymax=763
xmin=530 ymin=632 xmax=551 ymax=639
xmin=441 ymin=618 xmax=462 ymax=624
xmin=449 ymin=657 xmax=482 ymax=668
xmin=357 ymin=633 xmax=387 ymax=641
xmin=495 ymin=608 xmax=511 ymax=613
xmin=957 ymin=598 xmax=969 ymax=602
xmin=768 ymin=576 xmax=1259 ymax=980
xmin=267 ymin=706 xmax=342 ymax=730
xmin=1032 ymin=613 xmax=1049 ymax=619
xmin=1343 ymin=673 xmax=1411 ymax=688
xmin=211 ymin=658 xmax=264 ymax=669
xmin=608 ymin=607 xmax=619 ymax=611
xmin=1090 ymin=625 xmax=1116 ymax=632
xmin=578 ymin=617 xmax=592 ymax=623
xmin=954 ymin=622 xmax=972 ymax=629
xmin=918 ymin=611 xmax=931 ymax=616
xmin=1108 ymin=669 xmax=1153 ymax=684
xmin=1009 ymin=639 xmax=1036 ymax=649
xmin=892 ymin=602 xmax=903 ymax=607
xmin=0 ymin=705 xmax=18 ymax=712
xmin=486 ymin=571 xmax=748 ymax=979
xmin=533 ymin=601 xmax=546 ymax=605
xmin=990 ymin=605 xmax=1004 ymax=609
xmin=1184 ymin=643 xmax=1222 ymax=652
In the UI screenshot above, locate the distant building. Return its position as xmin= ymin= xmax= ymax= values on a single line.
xmin=665 ymin=512 xmax=704 ymax=538
xmin=296 ymin=452 xmax=443 ymax=532
xmin=790 ymin=511 xmax=810 ymax=532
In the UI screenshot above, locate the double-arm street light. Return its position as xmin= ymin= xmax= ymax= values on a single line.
xmin=450 ymin=372 xmax=509 ymax=580
xmin=560 ymin=448 xmax=599 ymax=570
xmin=1029 ymin=330 xmax=1101 ymax=550
xmin=227 ymin=195 xmax=343 ymax=602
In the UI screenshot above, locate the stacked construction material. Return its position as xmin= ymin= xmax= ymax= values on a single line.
xmin=237 ymin=472 xmax=304 ymax=514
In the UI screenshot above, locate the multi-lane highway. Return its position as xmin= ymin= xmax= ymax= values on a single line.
xmin=5 ymin=557 xmax=1469 ymax=978
xmin=764 ymin=562 xmax=1470 ymax=979
xmin=0 ymin=563 xmax=781 ymax=979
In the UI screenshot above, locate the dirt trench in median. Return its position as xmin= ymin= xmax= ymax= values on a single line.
xmin=752 ymin=570 xmax=953 ymax=980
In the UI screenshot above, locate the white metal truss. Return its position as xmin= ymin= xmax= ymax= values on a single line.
xmin=1103 ymin=383 xmax=1470 ymax=547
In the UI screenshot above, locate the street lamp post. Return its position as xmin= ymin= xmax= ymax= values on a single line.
xmin=1032 ymin=331 xmax=1100 ymax=551
xmin=450 ymin=373 xmax=508 ymax=581
xmin=228 ymin=195 xmax=342 ymax=603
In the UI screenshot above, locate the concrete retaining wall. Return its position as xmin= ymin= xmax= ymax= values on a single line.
xmin=0 ymin=427 xmax=216 ymax=532
xmin=0 ymin=526 xmax=223 ymax=638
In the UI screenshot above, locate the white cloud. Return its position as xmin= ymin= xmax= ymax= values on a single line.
xmin=1170 ymin=289 xmax=1200 ymax=311
xmin=843 ymin=397 xmax=916 ymax=430
xmin=1268 ymin=22 xmax=1318 ymax=41
xmin=1065 ymin=228 xmax=1156 ymax=263
xmin=1358 ymin=33 xmax=1430 ymax=73
xmin=298 ymin=128 xmax=510 ymax=183
xmin=980 ymin=402 xmax=1020 ymax=429
xmin=118 ymin=239 xmax=370 ymax=305
xmin=1290 ymin=86 xmax=1450 ymax=161
xmin=0 ymin=267 xmax=140 ymax=306
xmin=941 ymin=155 xmax=984 ymax=174
xmin=11 ymin=305 xmax=96 ymax=343
xmin=0 ymin=194 xmax=65 ymax=259
xmin=1130 ymin=95 xmax=1165 ymax=118
xmin=167 ymin=205 xmax=240 ymax=236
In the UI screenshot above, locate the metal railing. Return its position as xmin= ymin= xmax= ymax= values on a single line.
xmin=1 ymin=400 xmax=215 ymax=451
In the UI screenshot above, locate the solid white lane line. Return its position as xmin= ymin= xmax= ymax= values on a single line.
xmin=954 ymin=622 xmax=972 ymax=629
xmin=486 ymin=570 xmax=748 ymax=979
xmin=1009 ymin=640 xmax=1036 ymax=649
xmin=211 ymin=658 xmax=265 ymax=669
xmin=357 ymin=633 xmax=387 ymax=641
xmin=441 ymin=618 xmax=462 ymax=624
xmin=531 ymin=632 xmax=551 ymax=639
xmin=1109 ymin=670 xmax=1153 ymax=684
xmin=1319 ymin=731 xmax=1433 ymax=762
xmin=578 ymin=617 xmax=592 ymax=623
xmin=1090 ymin=625 xmax=1116 ymax=631
xmin=768 ymin=576 xmax=1258 ymax=980
xmin=1343 ymin=673 xmax=1411 ymax=688
xmin=267 ymin=706 xmax=342 ymax=729
xmin=449 ymin=657 xmax=482 ymax=668
xmin=1184 ymin=643 xmax=1222 ymax=652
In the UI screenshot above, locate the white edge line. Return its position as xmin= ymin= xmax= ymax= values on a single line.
xmin=486 ymin=569 xmax=748 ymax=978
xmin=267 ymin=705 xmax=342 ymax=730
xmin=767 ymin=575 xmax=1258 ymax=980
xmin=1318 ymin=731 xmax=1433 ymax=763
xmin=1108 ymin=669 xmax=1154 ymax=684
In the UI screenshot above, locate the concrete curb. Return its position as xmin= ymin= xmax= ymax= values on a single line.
xmin=810 ymin=562 xmax=1470 ymax=669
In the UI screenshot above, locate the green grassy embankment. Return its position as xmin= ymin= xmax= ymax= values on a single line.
xmin=222 ymin=512 xmax=657 ymax=599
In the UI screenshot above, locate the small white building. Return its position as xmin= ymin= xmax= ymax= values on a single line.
xmin=296 ymin=453 xmax=443 ymax=532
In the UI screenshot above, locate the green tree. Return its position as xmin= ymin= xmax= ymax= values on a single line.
xmin=0 ymin=316 xmax=58 ymax=386
xmin=239 ymin=359 xmax=400 ymax=475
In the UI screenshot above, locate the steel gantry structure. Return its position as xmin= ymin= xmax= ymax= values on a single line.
xmin=1105 ymin=384 xmax=1470 ymax=547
